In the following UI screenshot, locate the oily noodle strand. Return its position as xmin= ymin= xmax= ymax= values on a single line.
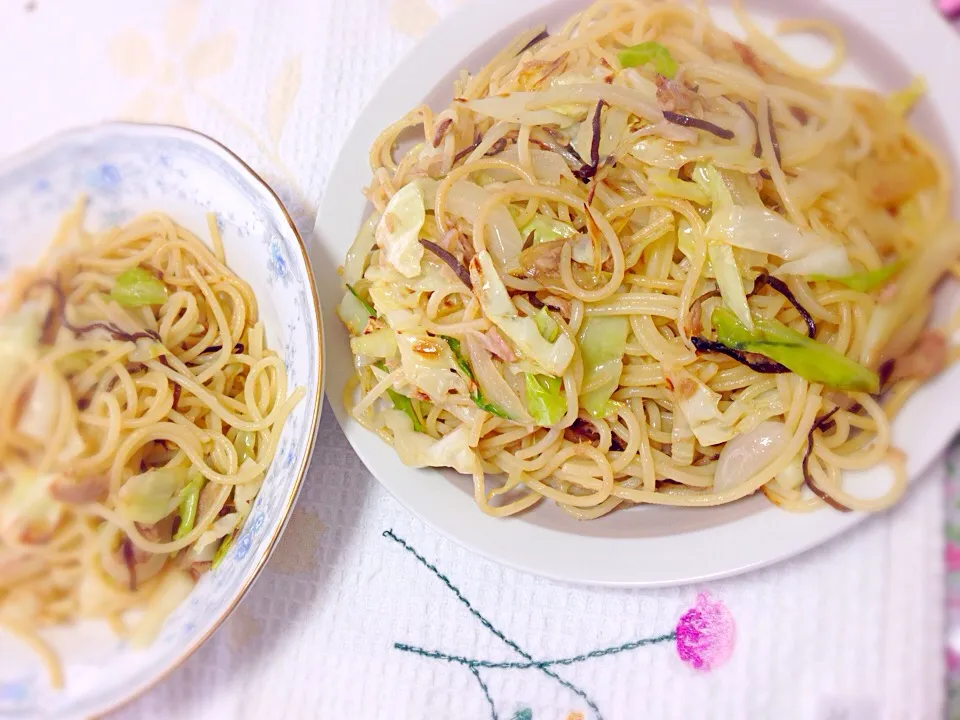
xmin=0 ymin=203 xmax=304 ymax=687
xmin=345 ymin=0 xmax=951 ymax=522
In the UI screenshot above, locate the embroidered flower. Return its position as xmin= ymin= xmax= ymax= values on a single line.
xmin=107 ymin=0 xmax=236 ymax=125
xmin=675 ymin=592 xmax=736 ymax=671
xmin=268 ymin=239 xmax=289 ymax=283
xmin=948 ymin=541 xmax=960 ymax=572
xmin=84 ymin=164 xmax=122 ymax=192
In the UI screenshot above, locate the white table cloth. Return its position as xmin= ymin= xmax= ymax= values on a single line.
xmin=0 ymin=1 xmax=950 ymax=718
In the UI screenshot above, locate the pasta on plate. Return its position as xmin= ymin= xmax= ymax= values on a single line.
xmin=0 ymin=202 xmax=303 ymax=686
xmin=338 ymin=0 xmax=959 ymax=520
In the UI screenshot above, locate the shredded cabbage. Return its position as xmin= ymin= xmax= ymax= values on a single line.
xmin=712 ymin=307 xmax=878 ymax=392
xmin=117 ymin=468 xmax=188 ymax=524
xmin=173 ymin=471 xmax=203 ymax=541
xmin=0 ymin=305 xmax=42 ymax=390
xmin=234 ymin=431 xmax=257 ymax=466
xmin=617 ymin=41 xmax=678 ymax=78
xmin=707 ymin=242 xmax=754 ymax=330
xmin=1 ymin=469 xmax=62 ymax=543
xmin=18 ymin=373 xmax=56 ymax=444
xmin=383 ymin=408 xmax=482 ymax=475
xmin=337 ymin=287 xmax=374 ymax=336
xmin=193 ymin=513 xmax=241 ymax=555
xmin=472 ymin=251 xmax=575 ymax=376
xmin=667 ymin=367 xmax=738 ymax=446
xmin=212 ymin=533 xmax=234 ymax=569
xmin=577 ymin=316 xmax=628 ymax=418
xmin=110 ymin=267 xmax=169 ymax=307
xmin=811 ymin=261 xmax=903 ymax=293
xmin=396 ymin=333 xmax=467 ymax=402
xmin=693 ymin=164 xmax=755 ymax=329
xmin=861 ymin=222 xmax=960 ymax=365
xmin=533 ymin=308 xmax=560 ymax=342
xmin=375 ymin=183 xmax=427 ymax=278
xmin=707 ymin=204 xmax=854 ymax=277
xmin=520 ymin=215 xmax=577 ymax=245
xmin=350 ymin=328 xmax=399 ymax=359
xmin=343 ymin=212 xmax=380 ymax=286
xmin=524 ymin=374 xmax=567 ymax=426
xmin=888 ymin=76 xmax=926 ymax=116
xmin=386 ymin=387 xmax=424 ymax=432
xmin=648 ymin=169 xmax=710 ymax=206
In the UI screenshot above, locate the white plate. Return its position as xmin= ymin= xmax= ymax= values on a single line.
xmin=313 ymin=0 xmax=960 ymax=586
xmin=0 ymin=123 xmax=324 ymax=717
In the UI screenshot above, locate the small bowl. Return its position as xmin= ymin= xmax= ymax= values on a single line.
xmin=0 ymin=123 xmax=324 ymax=718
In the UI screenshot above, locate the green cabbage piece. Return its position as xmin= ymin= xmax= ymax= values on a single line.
xmin=525 ymin=373 xmax=567 ymax=426
xmin=811 ymin=262 xmax=903 ymax=293
xmin=618 ymin=41 xmax=677 ymax=78
xmin=577 ymin=316 xmax=629 ymax=418
xmin=110 ymin=268 xmax=169 ymax=307
xmin=712 ymin=307 xmax=879 ymax=393
xmin=117 ymin=467 xmax=189 ymax=524
xmin=520 ymin=216 xmax=577 ymax=246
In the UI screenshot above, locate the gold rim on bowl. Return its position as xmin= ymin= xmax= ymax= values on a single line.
xmin=0 ymin=121 xmax=325 ymax=719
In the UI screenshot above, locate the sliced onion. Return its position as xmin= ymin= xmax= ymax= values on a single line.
xmin=342 ymin=212 xmax=380 ymax=287
xmin=484 ymin=146 xmax=573 ymax=185
xmin=458 ymin=94 xmax=577 ymax=128
xmin=464 ymin=334 xmax=531 ymax=423
xmin=713 ymin=420 xmax=787 ymax=493
xmin=446 ymin=181 xmax=524 ymax=265
xmin=861 ymin=221 xmax=960 ymax=366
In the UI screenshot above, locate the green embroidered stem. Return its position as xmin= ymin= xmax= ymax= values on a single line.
xmin=383 ymin=529 xmax=603 ymax=719
xmin=394 ymin=632 xmax=676 ymax=669
xmin=470 ymin=667 xmax=498 ymax=720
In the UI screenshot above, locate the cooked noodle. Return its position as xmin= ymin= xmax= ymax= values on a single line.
xmin=337 ymin=0 xmax=959 ymax=520
xmin=0 ymin=202 xmax=304 ymax=686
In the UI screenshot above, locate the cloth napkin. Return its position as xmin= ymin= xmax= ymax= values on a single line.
xmin=0 ymin=1 xmax=951 ymax=718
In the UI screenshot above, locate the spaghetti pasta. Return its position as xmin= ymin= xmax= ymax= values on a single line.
xmin=337 ymin=0 xmax=960 ymax=521
xmin=0 ymin=202 xmax=304 ymax=686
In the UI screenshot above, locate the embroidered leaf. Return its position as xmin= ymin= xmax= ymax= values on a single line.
xmin=165 ymin=0 xmax=202 ymax=52
xmin=388 ymin=0 xmax=439 ymax=39
xmin=186 ymin=33 xmax=237 ymax=78
xmin=107 ymin=32 xmax=154 ymax=78
xmin=511 ymin=710 xmax=533 ymax=720
xmin=267 ymin=55 xmax=303 ymax=146
xmin=163 ymin=95 xmax=190 ymax=127
xmin=120 ymin=88 xmax=159 ymax=122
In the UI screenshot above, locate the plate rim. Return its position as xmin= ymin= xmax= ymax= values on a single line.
xmin=0 ymin=120 xmax=325 ymax=717
xmin=313 ymin=0 xmax=960 ymax=587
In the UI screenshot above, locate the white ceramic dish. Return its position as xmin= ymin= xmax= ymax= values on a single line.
xmin=313 ymin=0 xmax=960 ymax=587
xmin=0 ymin=123 xmax=324 ymax=718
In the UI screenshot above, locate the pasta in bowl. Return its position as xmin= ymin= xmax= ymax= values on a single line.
xmin=325 ymin=0 xmax=960 ymax=553
xmin=0 ymin=124 xmax=322 ymax=717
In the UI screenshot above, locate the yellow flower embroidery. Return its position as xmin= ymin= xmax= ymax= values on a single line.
xmin=388 ymin=0 xmax=439 ymax=39
xmin=108 ymin=0 xmax=236 ymax=125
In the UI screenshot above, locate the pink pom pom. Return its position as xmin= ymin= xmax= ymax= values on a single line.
xmin=941 ymin=0 xmax=960 ymax=18
xmin=675 ymin=593 xmax=736 ymax=671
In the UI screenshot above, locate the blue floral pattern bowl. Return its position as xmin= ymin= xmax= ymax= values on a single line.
xmin=0 ymin=123 xmax=323 ymax=719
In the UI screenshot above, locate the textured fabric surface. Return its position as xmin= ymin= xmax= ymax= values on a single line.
xmin=0 ymin=1 xmax=950 ymax=718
